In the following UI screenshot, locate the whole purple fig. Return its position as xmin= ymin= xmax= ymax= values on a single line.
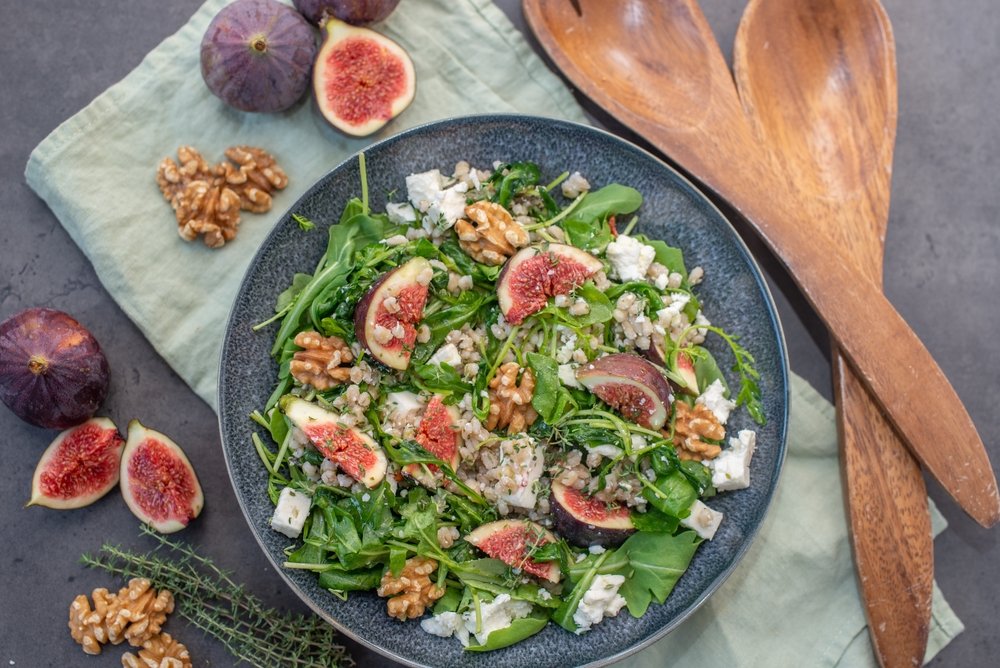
xmin=201 ymin=0 xmax=317 ymax=113
xmin=293 ymin=0 xmax=402 ymax=26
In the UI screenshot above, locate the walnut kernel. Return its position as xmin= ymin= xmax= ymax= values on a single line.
xmin=289 ymin=331 xmax=354 ymax=390
xmin=121 ymin=632 xmax=192 ymax=668
xmin=378 ymin=556 xmax=444 ymax=621
xmin=671 ymin=402 xmax=724 ymax=461
xmin=455 ymin=201 xmax=529 ymax=265
xmin=486 ymin=362 xmax=539 ymax=434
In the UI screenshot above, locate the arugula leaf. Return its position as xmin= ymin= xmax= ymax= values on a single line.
xmin=553 ymin=550 xmax=614 ymax=632
xmin=412 ymin=362 xmax=472 ymax=400
xmin=274 ymin=273 xmax=313 ymax=312
xmin=569 ymin=184 xmax=642 ymax=223
xmin=618 ymin=531 xmax=701 ymax=617
xmin=489 ymin=162 xmax=541 ymax=207
xmin=465 ymin=611 xmax=549 ymax=652
xmin=292 ymin=213 xmax=316 ymax=232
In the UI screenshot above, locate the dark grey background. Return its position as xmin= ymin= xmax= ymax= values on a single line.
xmin=0 ymin=1 xmax=996 ymax=666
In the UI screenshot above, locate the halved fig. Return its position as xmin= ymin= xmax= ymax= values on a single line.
xmin=669 ymin=350 xmax=699 ymax=395
xmin=28 ymin=417 xmax=124 ymax=510
xmin=312 ymin=18 xmax=416 ymax=137
xmin=120 ymin=420 xmax=204 ymax=533
xmin=354 ymin=257 xmax=432 ymax=370
xmin=466 ymin=520 xmax=561 ymax=583
xmin=550 ymin=480 xmax=635 ymax=547
xmin=403 ymin=395 xmax=460 ymax=487
xmin=283 ymin=397 xmax=387 ymax=487
xmin=497 ymin=244 xmax=603 ymax=324
xmin=576 ymin=353 xmax=674 ymax=429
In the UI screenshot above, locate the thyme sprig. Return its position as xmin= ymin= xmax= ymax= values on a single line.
xmin=81 ymin=526 xmax=353 ymax=668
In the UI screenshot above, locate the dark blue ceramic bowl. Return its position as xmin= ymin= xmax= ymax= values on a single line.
xmin=219 ymin=115 xmax=789 ymax=668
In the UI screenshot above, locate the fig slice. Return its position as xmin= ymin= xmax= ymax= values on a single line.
xmin=120 ymin=420 xmax=204 ymax=533
xmin=28 ymin=417 xmax=124 ymax=510
xmin=550 ymin=480 xmax=635 ymax=547
xmin=354 ymin=257 xmax=432 ymax=370
xmin=283 ymin=397 xmax=387 ymax=488
xmin=497 ymin=244 xmax=603 ymax=324
xmin=312 ymin=18 xmax=416 ymax=137
xmin=576 ymin=353 xmax=674 ymax=429
xmin=403 ymin=395 xmax=461 ymax=487
xmin=466 ymin=520 xmax=561 ymax=583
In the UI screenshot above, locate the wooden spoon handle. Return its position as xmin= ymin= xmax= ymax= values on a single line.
xmin=836 ymin=349 xmax=933 ymax=666
xmin=731 ymin=183 xmax=1000 ymax=527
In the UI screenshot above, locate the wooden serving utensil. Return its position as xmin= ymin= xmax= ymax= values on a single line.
xmin=734 ymin=0 xmax=932 ymax=663
xmin=523 ymin=0 xmax=1000 ymax=527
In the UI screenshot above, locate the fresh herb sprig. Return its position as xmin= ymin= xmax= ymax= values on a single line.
xmin=82 ymin=526 xmax=353 ymax=668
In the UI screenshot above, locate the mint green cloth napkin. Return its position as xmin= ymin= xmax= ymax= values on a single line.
xmin=25 ymin=0 xmax=962 ymax=665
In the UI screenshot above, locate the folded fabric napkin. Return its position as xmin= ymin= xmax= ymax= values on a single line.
xmin=25 ymin=0 xmax=962 ymax=665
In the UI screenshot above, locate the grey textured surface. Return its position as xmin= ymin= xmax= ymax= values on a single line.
xmin=0 ymin=1 xmax=996 ymax=667
xmin=218 ymin=115 xmax=789 ymax=667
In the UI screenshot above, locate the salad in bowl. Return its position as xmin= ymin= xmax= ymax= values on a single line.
xmin=248 ymin=151 xmax=768 ymax=652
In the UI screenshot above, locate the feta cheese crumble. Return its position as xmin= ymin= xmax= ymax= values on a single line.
xmin=605 ymin=235 xmax=656 ymax=282
xmin=573 ymin=574 xmax=628 ymax=633
xmin=558 ymin=363 xmax=583 ymax=388
xmin=696 ymin=379 xmax=737 ymax=425
xmin=428 ymin=342 xmax=463 ymax=369
xmin=270 ymin=487 xmax=312 ymax=538
xmin=711 ymin=429 xmax=757 ymax=491
xmin=680 ymin=499 xmax=724 ymax=540
xmin=422 ymin=594 xmax=532 ymax=646
xmin=405 ymin=169 xmax=468 ymax=227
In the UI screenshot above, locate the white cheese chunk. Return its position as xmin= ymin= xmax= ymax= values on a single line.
xmin=428 ymin=342 xmax=463 ymax=369
xmin=270 ymin=487 xmax=312 ymax=538
xmin=558 ymin=363 xmax=582 ymax=388
xmin=420 ymin=611 xmax=470 ymax=646
xmin=573 ymin=574 xmax=628 ymax=633
xmin=386 ymin=391 xmax=424 ymax=420
xmin=405 ymin=169 xmax=468 ymax=227
xmin=711 ymin=429 xmax=757 ymax=491
xmin=464 ymin=594 xmax=532 ymax=645
xmin=502 ymin=443 xmax=546 ymax=510
xmin=605 ymin=235 xmax=656 ymax=282
xmin=386 ymin=202 xmax=417 ymax=225
xmin=680 ymin=499 xmax=724 ymax=540
xmin=696 ymin=379 xmax=737 ymax=425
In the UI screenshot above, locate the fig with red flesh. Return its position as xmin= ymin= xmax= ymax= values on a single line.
xmin=576 ymin=353 xmax=674 ymax=429
xmin=283 ymin=397 xmax=387 ymax=487
xmin=354 ymin=257 xmax=431 ymax=370
xmin=644 ymin=344 xmax=699 ymax=395
xmin=403 ymin=395 xmax=460 ymax=487
xmin=28 ymin=418 xmax=124 ymax=510
xmin=120 ymin=420 xmax=204 ymax=534
xmin=0 ymin=307 xmax=110 ymax=429
xmin=294 ymin=0 xmax=401 ymax=25
xmin=550 ymin=480 xmax=635 ymax=547
xmin=201 ymin=0 xmax=317 ymax=113
xmin=466 ymin=520 xmax=561 ymax=583
xmin=313 ymin=18 xmax=416 ymax=137
xmin=497 ymin=244 xmax=603 ymax=325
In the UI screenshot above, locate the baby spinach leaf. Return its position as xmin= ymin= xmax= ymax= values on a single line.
xmin=465 ymin=611 xmax=549 ymax=652
xmin=618 ymin=531 xmax=701 ymax=617
xmin=629 ymin=507 xmax=681 ymax=533
xmin=562 ymin=217 xmax=613 ymax=251
xmin=526 ymin=352 xmax=575 ymax=423
xmin=433 ymin=586 xmax=463 ymax=614
xmin=642 ymin=470 xmax=697 ymax=518
xmin=318 ymin=566 xmax=384 ymax=592
xmin=690 ymin=346 xmax=728 ymax=396
xmin=642 ymin=238 xmax=688 ymax=279
xmin=490 ymin=162 xmax=541 ymax=207
xmin=572 ymin=283 xmax=614 ymax=326
xmin=274 ymin=273 xmax=313 ymax=312
xmin=413 ymin=362 xmax=472 ymax=399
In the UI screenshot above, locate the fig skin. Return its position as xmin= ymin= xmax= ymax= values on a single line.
xmin=294 ymin=0 xmax=401 ymax=25
xmin=354 ymin=257 xmax=431 ymax=370
xmin=312 ymin=19 xmax=416 ymax=137
xmin=120 ymin=420 xmax=204 ymax=534
xmin=550 ymin=480 xmax=635 ymax=547
xmin=0 ymin=307 xmax=110 ymax=429
xmin=28 ymin=417 xmax=124 ymax=510
xmin=576 ymin=353 xmax=674 ymax=429
xmin=201 ymin=0 xmax=318 ymax=113
xmin=496 ymin=244 xmax=603 ymax=324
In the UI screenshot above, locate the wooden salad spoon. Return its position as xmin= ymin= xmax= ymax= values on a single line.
xmin=523 ymin=0 xmax=1000 ymax=527
xmin=734 ymin=0 xmax=931 ymax=663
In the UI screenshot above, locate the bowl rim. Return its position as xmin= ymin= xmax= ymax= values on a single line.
xmin=217 ymin=112 xmax=790 ymax=668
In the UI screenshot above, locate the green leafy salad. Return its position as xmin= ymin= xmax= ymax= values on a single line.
xmin=251 ymin=155 xmax=766 ymax=650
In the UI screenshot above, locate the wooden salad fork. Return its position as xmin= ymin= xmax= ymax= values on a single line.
xmin=734 ymin=0 xmax=932 ymax=662
xmin=522 ymin=0 xmax=999 ymax=528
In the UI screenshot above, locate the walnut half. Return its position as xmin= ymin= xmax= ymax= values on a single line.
xmin=486 ymin=362 xmax=539 ymax=434
xmin=455 ymin=201 xmax=529 ymax=265
xmin=289 ymin=331 xmax=354 ymax=390
xmin=671 ymin=402 xmax=724 ymax=461
xmin=121 ymin=632 xmax=192 ymax=668
xmin=378 ymin=556 xmax=444 ymax=621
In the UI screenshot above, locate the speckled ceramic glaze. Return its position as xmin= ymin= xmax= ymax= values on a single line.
xmin=219 ymin=115 xmax=789 ymax=668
